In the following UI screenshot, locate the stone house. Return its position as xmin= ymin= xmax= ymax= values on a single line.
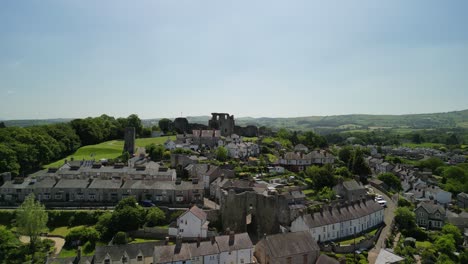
xmin=457 ymin=192 xmax=468 ymax=209
xmin=215 ymin=232 xmax=254 ymax=264
xmin=254 ymin=231 xmax=320 ymax=264
xmin=414 ymin=202 xmax=446 ymax=229
xmin=290 ymin=199 xmax=384 ymax=243
xmin=168 ymin=205 xmax=210 ymax=238
xmin=333 ymin=180 xmax=367 ymax=201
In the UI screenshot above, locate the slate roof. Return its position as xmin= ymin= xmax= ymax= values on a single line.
xmin=54 ymin=179 xmax=90 ymax=189
xmin=154 ymin=244 xmax=192 ymax=263
xmin=261 ymin=231 xmax=319 ymax=259
xmin=375 ymin=249 xmax=404 ymax=264
xmin=342 ymin=180 xmax=365 ymax=191
xmin=417 ymin=202 xmax=446 ymax=215
xmin=215 ymin=233 xmax=253 ymax=252
xmin=316 ymin=254 xmax=340 ymax=264
xmin=300 ymin=200 xmax=383 ymax=228
xmin=458 ymin=192 xmax=468 ymax=199
xmin=94 ymin=242 xmax=160 ymax=263
xmin=188 ymin=240 xmax=220 ymax=257
xmin=88 ymin=179 xmax=122 ymax=189
xmin=33 ymin=178 xmax=57 ymax=188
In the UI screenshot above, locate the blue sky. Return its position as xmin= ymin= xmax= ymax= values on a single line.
xmin=1 ymin=0 xmax=468 ymax=119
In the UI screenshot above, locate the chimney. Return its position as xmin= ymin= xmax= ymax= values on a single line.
xmin=225 ymin=228 xmax=231 ymax=235
xmin=337 ymin=205 xmax=341 ymax=214
xmin=197 ymin=235 xmax=201 ymax=247
xmin=165 ymin=237 xmax=169 ymax=245
xmin=229 ymin=231 xmax=235 ymax=245
xmin=211 ymin=236 xmax=216 ymax=244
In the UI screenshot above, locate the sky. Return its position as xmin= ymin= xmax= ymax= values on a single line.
xmin=1 ymin=0 xmax=468 ymax=120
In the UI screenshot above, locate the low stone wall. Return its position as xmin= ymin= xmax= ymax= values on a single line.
xmin=320 ymin=225 xmax=384 ymax=254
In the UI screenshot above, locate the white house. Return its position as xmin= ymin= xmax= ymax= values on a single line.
xmin=290 ymin=199 xmax=384 ymax=242
xmin=169 ymin=206 xmax=209 ymax=238
xmin=216 ymin=232 xmax=254 ymax=264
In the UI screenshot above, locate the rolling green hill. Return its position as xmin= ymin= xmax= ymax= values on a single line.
xmin=44 ymin=136 xmax=175 ymax=168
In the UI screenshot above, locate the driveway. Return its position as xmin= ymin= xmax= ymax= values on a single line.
xmin=20 ymin=235 xmax=65 ymax=256
xmin=367 ymin=189 xmax=398 ymax=264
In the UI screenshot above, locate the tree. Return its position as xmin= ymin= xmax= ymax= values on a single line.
xmin=446 ymin=134 xmax=459 ymax=146
xmin=146 ymin=207 xmax=166 ymax=227
xmin=0 ymin=144 xmax=20 ymax=175
xmin=64 ymin=226 xmax=99 ymax=248
xmin=412 ymin=133 xmax=423 ymax=144
xmin=115 ymin=196 xmax=139 ymax=211
xmin=442 ymin=224 xmax=462 ymax=246
xmin=113 ymin=231 xmax=128 ymax=245
xmin=434 ymin=234 xmax=456 ymax=256
xmin=418 ymin=157 xmax=444 ymax=173
xmin=146 ymin=143 xmax=165 ymax=161
xmin=0 ymin=226 xmax=21 ymax=263
xmin=215 ymin=146 xmax=228 ymax=162
xmin=338 ymin=147 xmax=353 ymax=166
xmin=158 ymin=118 xmax=173 ymax=134
xmin=15 ymin=193 xmax=48 ymax=251
xmin=95 ymin=212 xmax=113 ymax=241
xmin=394 ymin=207 xmax=416 ymax=232
xmin=126 ymin=114 xmax=143 ymax=137
xmin=378 ymin=172 xmax=402 ymax=191
xmin=305 ymin=165 xmax=337 ymax=190
xmin=350 ymin=148 xmax=371 ymax=176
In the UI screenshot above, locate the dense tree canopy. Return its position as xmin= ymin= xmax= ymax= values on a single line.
xmin=394 ymin=207 xmax=416 ymax=232
xmin=378 ymin=172 xmax=402 ymax=191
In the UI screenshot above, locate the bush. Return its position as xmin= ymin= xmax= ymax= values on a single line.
xmin=83 ymin=241 xmax=94 ymax=254
xmin=145 ymin=207 xmax=166 ymax=227
xmin=113 ymin=231 xmax=127 ymax=245
xmin=64 ymin=227 xmax=99 ymax=248
xmin=48 ymin=210 xmax=105 ymax=228
xmin=0 ymin=210 xmax=16 ymax=226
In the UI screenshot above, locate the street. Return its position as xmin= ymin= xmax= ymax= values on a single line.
xmin=367 ymin=189 xmax=398 ymax=264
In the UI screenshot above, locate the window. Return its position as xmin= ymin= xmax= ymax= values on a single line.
xmin=287 ymin=257 xmax=292 ymax=264
xmin=303 ymin=254 xmax=308 ymax=264
xmin=176 ymin=196 xmax=184 ymax=202
xmin=155 ymin=195 xmax=163 ymax=201
xmin=122 ymin=256 xmax=127 ymax=263
xmin=104 ymin=259 xmax=110 ymax=264
xmin=54 ymin=194 xmax=62 ymax=200
xmin=137 ymin=256 xmax=143 ymax=261
xmin=89 ymin=194 xmax=96 ymax=200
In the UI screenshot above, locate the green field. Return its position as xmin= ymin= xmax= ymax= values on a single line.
xmin=49 ymin=225 xmax=86 ymax=237
xmin=402 ymin=142 xmax=444 ymax=149
xmin=45 ymin=136 xmax=175 ymax=168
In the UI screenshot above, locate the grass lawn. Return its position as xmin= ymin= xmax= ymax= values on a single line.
xmin=44 ymin=136 xmax=175 ymax=168
xmin=58 ymin=248 xmax=78 ymax=258
xmin=49 ymin=225 xmax=86 ymax=237
xmin=242 ymin=137 xmax=258 ymax=142
xmin=129 ymin=238 xmax=161 ymax=244
xmin=416 ymin=241 xmax=433 ymax=249
xmin=338 ymin=227 xmax=380 ymax=245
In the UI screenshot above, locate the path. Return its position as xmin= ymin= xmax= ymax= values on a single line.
xmin=367 ymin=189 xmax=397 ymax=264
xmin=20 ymin=235 xmax=65 ymax=256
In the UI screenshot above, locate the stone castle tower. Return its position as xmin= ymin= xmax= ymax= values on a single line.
xmin=208 ymin=113 xmax=235 ymax=137
xmin=123 ymin=127 xmax=135 ymax=155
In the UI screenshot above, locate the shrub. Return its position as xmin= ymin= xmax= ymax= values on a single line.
xmin=113 ymin=232 xmax=127 ymax=245
xmin=64 ymin=227 xmax=99 ymax=248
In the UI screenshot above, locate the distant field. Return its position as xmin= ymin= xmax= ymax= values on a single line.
xmin=402 ymin=142 xmax=444 ymax=148
xmin=44 ymin=136 xmax=175 ymax=168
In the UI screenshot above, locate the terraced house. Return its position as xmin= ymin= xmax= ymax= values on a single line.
xmin=290 ymin=199 xmax=384 ymax=242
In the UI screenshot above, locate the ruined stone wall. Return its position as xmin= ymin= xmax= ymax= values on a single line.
xmin=209 ymin=113 xmax=235 ymax=136
xmin=220 ymin=190 xmax=290 ymax=237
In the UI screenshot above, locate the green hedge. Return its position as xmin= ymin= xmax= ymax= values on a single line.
xmin=47 ymin=210 xmax=106 ymax=228
xmin=0 ymin=210 xmax=16 ymax=226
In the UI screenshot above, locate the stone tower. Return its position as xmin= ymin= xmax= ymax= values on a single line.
xmin=123 ymin=127 xmax=135 ymax=155
xmin=208 ymin=113 xmax=235 ymax=136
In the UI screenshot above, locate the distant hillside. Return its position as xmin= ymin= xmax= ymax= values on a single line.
xmin=4 ymin=110 xmax=468 ymax=131
xmin=234 ymin=109 xmax=468 ymax=131
xmin=2 ymin=118 xmax=72 ymax=127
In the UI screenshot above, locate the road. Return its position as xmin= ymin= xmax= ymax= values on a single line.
xmin=20 ymin=235 xmax=65 ymax=256
xmin=367 ymin=189 xmax=398 ymax=264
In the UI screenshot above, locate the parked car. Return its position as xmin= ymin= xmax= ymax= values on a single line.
xmin=140 ymin=200 xmax=156 ymax=207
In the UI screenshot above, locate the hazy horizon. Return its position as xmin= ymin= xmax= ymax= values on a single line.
xmin=1 ymin=0 xmax=468 ymax=119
